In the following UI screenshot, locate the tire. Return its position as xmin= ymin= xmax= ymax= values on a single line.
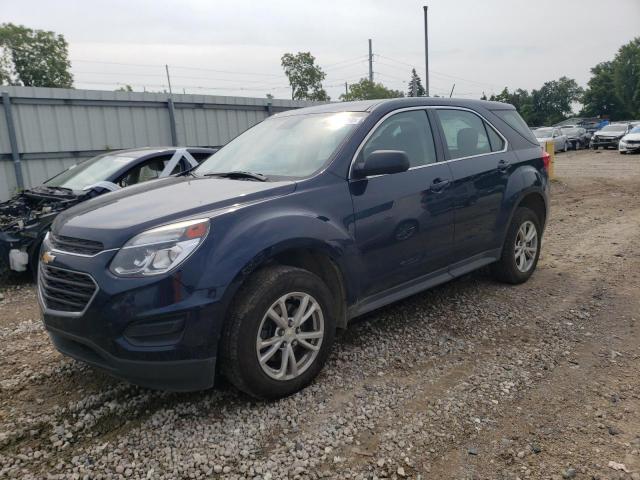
xmin=0 ymin=256 xmax=9 ymax=287
xmin=491 ymin=207 xmax=542 ymax=284
xmin=593 ymin=146 xmax=598 ymax=150
xmin=220 ymin=265 xmax=336 ymax=399
xmin=563 ymin=141 xmax=568 ymax=152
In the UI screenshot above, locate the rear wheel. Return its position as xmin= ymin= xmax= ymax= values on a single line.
xmin=491 ymin=207 xmax=541 ymax=284
xmin=220 ymin=265 xmax=336 ymax=399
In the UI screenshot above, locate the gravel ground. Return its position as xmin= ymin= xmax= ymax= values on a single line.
xmin=1 ymin=149 xmax=640 ymax=480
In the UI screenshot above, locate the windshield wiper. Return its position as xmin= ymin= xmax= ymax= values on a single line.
xmin=203 ymin=171 xmax=268 ymax=182
xmin=176 ymin=164 xmax=199 ymax=177
xmin=47 ymin=185 xmax=74 ymax=193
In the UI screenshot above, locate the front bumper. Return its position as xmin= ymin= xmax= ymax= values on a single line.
xmin=591 ymin=137 xmax=621 ymax=148
xmin=47 ymin=326 xmax=216 ymax=391
xmin=38 ymin=244 xmax=228 ymax=391
xmin=619 ymin=142 xmax=640 ymax=153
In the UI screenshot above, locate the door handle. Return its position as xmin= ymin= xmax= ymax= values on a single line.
xmin=497 ymin=159 xmax=510 ymax=172
xmin=430 ymin=177 xmax=450 ymax=193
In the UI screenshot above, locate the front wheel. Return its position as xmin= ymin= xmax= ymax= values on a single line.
xmin=220 ymin=265 xmax=336 ymax=399
xmin=491 ymin=207 xmax=542 ymax=284
xmin=0 ymin=256 xmax=10 ymax=287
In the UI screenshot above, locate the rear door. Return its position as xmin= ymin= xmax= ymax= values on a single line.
xmin=432 ymin=107 xmax=514 ymax=264
xmin=350 ymin=109 xmax=455 ymax=297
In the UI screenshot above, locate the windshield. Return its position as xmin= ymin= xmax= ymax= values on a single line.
xmin=600 ymin=124 xmax=626 ymax=132
xmin=44 ymin=154 xmax=136 ymax=190
xmin=196 ymin=112 xmax=367 ymax=179
xmin=534 ymin=128 xmax=553 ymax=138
xmin=630 ymin=126 xmax=640 ymax=134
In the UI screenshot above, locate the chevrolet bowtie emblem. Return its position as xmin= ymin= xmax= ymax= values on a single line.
xmin=41 ymin=251 xmax=56 ymax=265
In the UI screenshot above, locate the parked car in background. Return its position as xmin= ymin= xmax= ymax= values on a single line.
xmin=39 ymin=98 xmax=550 ymax=399
xmin=0 ymin=147 xmax=216 ymax=283
xmin=590 ymin=123 xmax=632 ymax=149
xmin=533 ymin=127 xmax=568 ymax=152
xmin=619 ymin=126 xmax=640 ymax=154
xmin=560 ymin=126 xmax=589 ymax=150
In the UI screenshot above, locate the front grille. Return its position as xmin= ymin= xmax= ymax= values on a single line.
xmin=49 ymin=234 xmax=104 ymax=255
xmin=39 ymin=265 xmax=97 ymax=314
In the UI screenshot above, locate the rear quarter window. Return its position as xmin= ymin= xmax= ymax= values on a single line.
xmin=491 ymin=109 xmax=538 ymax=144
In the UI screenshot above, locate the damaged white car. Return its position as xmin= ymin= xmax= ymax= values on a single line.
xmin=0 ymin=146 xmax=216 ymax=283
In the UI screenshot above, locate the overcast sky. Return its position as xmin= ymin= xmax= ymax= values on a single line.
xmin=4 ymin=0 xmax=640 ymax=100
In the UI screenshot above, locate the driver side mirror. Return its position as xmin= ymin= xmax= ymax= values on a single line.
xmin=352 ymin=150 xmax=410 ymax=179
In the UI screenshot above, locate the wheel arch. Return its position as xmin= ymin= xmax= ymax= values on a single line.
xmin=209 ymin=205 xmax=358 ymax=331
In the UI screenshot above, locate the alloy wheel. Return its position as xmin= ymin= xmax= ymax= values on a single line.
xmin=256 ymin=292 xmax=324 ymax=381
xmin=514 ymin=220 xmax=538 ymax=273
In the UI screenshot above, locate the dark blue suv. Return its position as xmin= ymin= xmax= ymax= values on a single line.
xmin=39 ymin=98 xmax=549 ymax=399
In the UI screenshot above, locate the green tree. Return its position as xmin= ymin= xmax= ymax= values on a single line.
xmin=526 ymin=77 xmax=583 ymax=125
xmin=341 ymin=78 xmax=404 ymax=101
xmin=489 ymin=87 xmax=536 ymax=125
xmin=581 ymin=62 xmax=629 ymax=119
xmin=0 ymin=23 xmax=73 ymax=88
xmin=407 ymin=68 xmax=425 ymax=97
xmin=612 ymin=37 xmax=640 ymax=118
xmin=281 ymin=52 xmax=329 ymax=101
xmin=115 ymin=84 xmax=133 ymax=92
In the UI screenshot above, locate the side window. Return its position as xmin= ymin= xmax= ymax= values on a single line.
xmin=486 ymin=123 xmax=505 ymax=151
xmin=435 ymin=109 xmax=491 ymax=159
xmin=170 ymin=161 xmax=185 ymax=175
xmin=118 ymin=155 xmax=172 ymax=187
xmin=362 ymin=110 xmax=437 ymax=168
xmin=189 ymin=151 xmax=215 ymax=163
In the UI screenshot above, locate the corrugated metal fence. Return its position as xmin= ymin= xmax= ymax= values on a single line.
xmin=0 ymin=86 xmax=316 ymax=201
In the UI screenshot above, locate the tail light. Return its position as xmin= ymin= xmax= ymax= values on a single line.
xmin=542 ymin=150 xmax=551 ymax=173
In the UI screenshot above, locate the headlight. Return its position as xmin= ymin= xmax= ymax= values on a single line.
xmin=110 ymin=218 xmax=210 ymax=277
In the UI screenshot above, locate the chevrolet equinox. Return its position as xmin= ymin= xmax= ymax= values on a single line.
xmin=39 ymin=98 xmax=549 ymax=399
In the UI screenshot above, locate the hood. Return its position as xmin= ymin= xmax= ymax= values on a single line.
xmin=594 ymin=129 xmax=625 ymax=138
xmin=561 ymin=129 xmax=580 ymax=137
xmin=622 ymin=133 xmax=640 ymax=141
xmin=53 ymin=175 xmax=296 ymax=248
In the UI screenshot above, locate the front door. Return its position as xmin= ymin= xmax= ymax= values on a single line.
xmin=349 ymin=109 xmax=455 ymax=297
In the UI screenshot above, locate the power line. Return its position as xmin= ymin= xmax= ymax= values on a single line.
xmin=74 ymin=80 xmax=292 ymax=92
xmin=323 ymin=55 xmax=368 ymax=69
xmin=73 ymin=70 xmax=290 ymax=87
xmin=71 ymin=59 xmax=283 ymax=78
xmin=376 ymin=53 xmax=501 ymax=89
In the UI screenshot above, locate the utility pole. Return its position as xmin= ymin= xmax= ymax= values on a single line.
xmin=165 ymin=64 xmax=173 ymax=95
xmin=423 ymin=6 xmax=429 ymax=97
xmin=345 ymin=82 xmax=348 ymax=96
xmin=449 ymin=83 xmax=455 ymax=98
xmin=368 ymin=39 xmax=373 ymax=82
